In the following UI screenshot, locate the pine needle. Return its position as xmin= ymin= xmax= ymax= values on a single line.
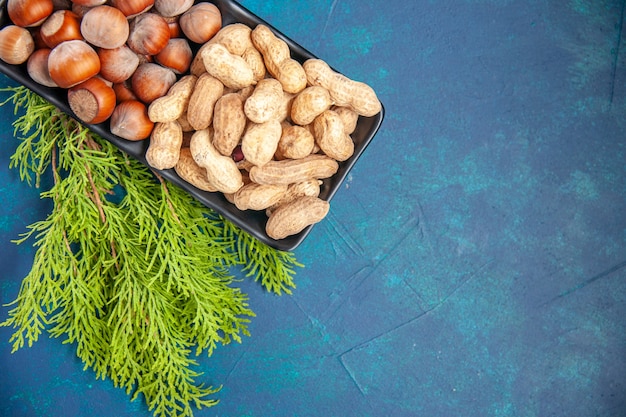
xmin=0 ymin=86 xmax=302 ymax=417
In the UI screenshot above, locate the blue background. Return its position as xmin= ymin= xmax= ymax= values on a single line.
xmin=1 ymin=0 xmax=626 ymax=416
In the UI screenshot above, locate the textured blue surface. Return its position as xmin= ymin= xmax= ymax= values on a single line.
xmin=1 ymin=0 xmax=626 ymax=416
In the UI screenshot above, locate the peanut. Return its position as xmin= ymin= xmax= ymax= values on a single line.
xmin=233 ymin=182 xmax=288 ymax=211
xmin=147 ymin=74 xmax=197 ymax=123
xmin=186 ymin=73 xmax=224 ymax=130
xmin=290 ymin=86 xmax=332 ymax=126
xmin=223 ymin=169 xmax=252 ymax=204
xmin=303 ymin=58 xmax=382 ymax=117
xmin=244 ymin=78 xmax=284 ymax=123
xmin=145 ymin=120 xmax=184 ymax=170
xmin=189 ymin=128 xmax=243 ymax=194
xmin=266 ymin=196 xmax=330 ymax=240
xmin=332 ymin=105 xmax=359 ymax=135
xmin=211 ymin=23 xmax=254 ymax=55
xmin=241 ymin=46 xmax=266 ymax=82
xmin=313 ymin=109 xmax=354 ymax=162
xmin=275 ymin=121 xmax=315 ymax=160
xmin=251 ymin=24 xmax=307 ymax=94
xmin=266 ymin=179 xmax=322 ymax=216
xmin=241 ymin=119 xmax=282 ymax=166
xmin=249 ymin=154 xmax=339 ymax=185
xmin=201 ymin=42 xmax=255 ymax=89
xmin=192 ymin=24 xmax=266 ymax=80
xmin=174 ymin=147 xmax=218 ymax=192
xmin=212 ymin=92 xmax=247 ymax=157
xmin=276 ymin=91 xmax=295 ymax=122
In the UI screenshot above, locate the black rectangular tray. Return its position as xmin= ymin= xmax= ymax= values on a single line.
xmin=0 ymin=0 xmax=384 ymax=251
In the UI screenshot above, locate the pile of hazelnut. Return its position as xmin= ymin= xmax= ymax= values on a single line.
xmin=0 ymin=0 xmax=221 ymax=140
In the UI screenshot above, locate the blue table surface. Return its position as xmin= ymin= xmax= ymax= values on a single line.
xmin=1 ymin=1 xmax=626 ymax=416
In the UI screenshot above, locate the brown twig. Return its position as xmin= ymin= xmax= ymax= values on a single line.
xmin=85 ymin=136 xmax=101 ymax=152
xmin=74 ymin=138 xmax=107 ymax=225
xmin=154 ymin=172 xmax=181 ymax=226
xmin=75 ymin=132 xmax=122 ymax=270
xmin=110 ymin=238 xmax=120 ymax=272
xmin=51 ymin=143 xmax=78 ymax=275
xmin=85 ymin=163 xmax=107 ymax=225
xmin=51 ymin=142 xmax=59 ymax=187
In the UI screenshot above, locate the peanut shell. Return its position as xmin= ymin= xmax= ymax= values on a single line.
xmin=244 ymin=78 xmax=284 ymax=123
xmin=249 ymin=154 xmax=338 ymax=185
xmin=251 ymin=24 xmax=306 ymax=94
xmin=187 ymin=73 xmax=224 ymax=130
xmin=241 ymin=119 xmax=282 ymax=166
xmin=313 ymin=110 xmax=354 ymax=162
xmin=303 ymin=58 xmax=382 ymax=117
xmin=174 ymin=148 xmax=218 ymax=192
xmin=201 ymin=42 xmax=255 ymax=90
xmin=145 ymin=120 xmax=183 ymax=170
xmin=290 ymin=86 xmax=332 ymax=126
xmin=147 ymin=74 xmax=197 ymax=123
xmin=190 ymin=128 xmax=243 ymax=194
xmin=233 ymin=182 xmax=288 ymax=211
xmin=213 ymin=93 xmax=247 ymax=157
xmin=275 ymin=122 xmax=315 ymax=160
xmin=266 ymin=196 xmax=330 ymax=240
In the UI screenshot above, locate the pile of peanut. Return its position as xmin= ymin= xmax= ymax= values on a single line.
xmin=147 ymin=22 xmax=382 ymax=240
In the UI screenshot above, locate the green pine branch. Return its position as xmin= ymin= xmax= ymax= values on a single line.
xmin=0 ymin=86 xmax=302 ymax=417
